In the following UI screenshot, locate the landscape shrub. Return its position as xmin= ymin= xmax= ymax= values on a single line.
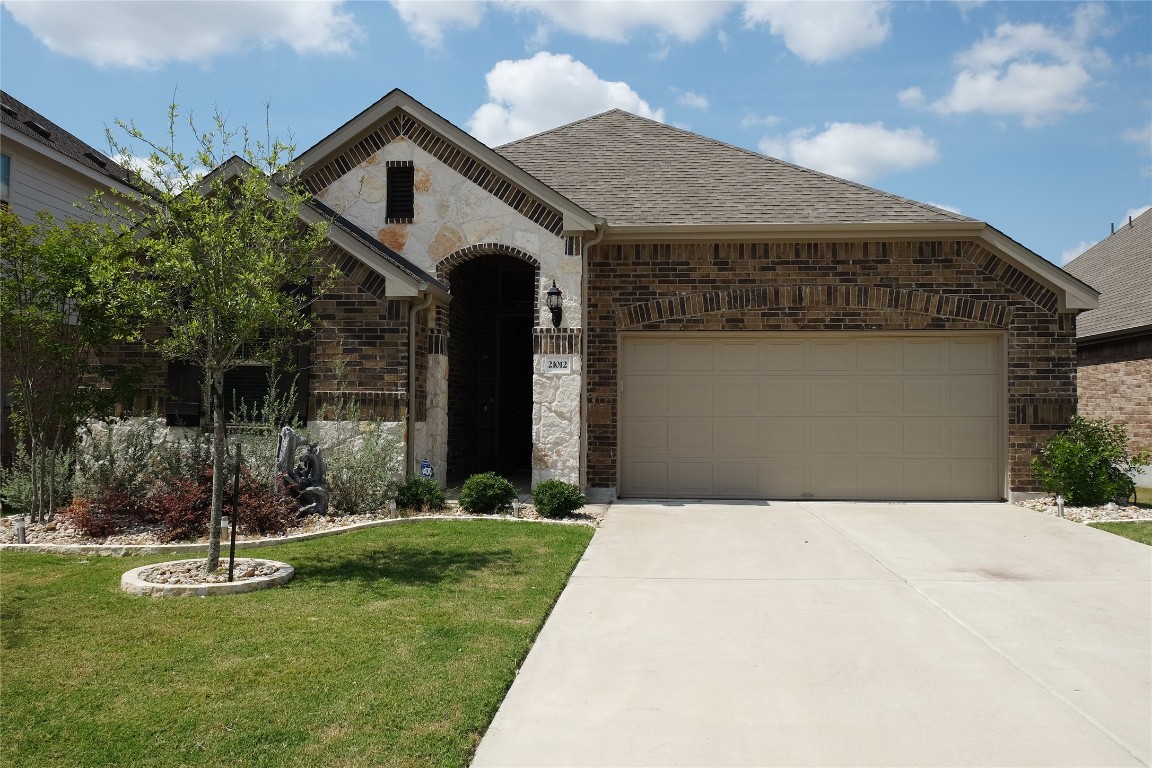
xmin=61 ymin=488 xmax=146 ymax=538
xmin=394 ymin=476 xmax=446 ymax=512
xmin=73 ymin=418 xmax=161 ymax=506
xmin=1032 ymin=416 xmax=1150 ymax=506
xmin=531 ymin=480 xmax=586 ymax=519
xmin=459 ymin=472 xmax=517 ymax=515
xmin=325 ymin=423 xmax=403 ymax=515
xmin=147 ymin=476 xmax=208 ymax=543
xmin=1 ymin=445 xmax=73 ymax=517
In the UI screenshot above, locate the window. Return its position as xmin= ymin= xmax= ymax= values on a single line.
xmin=1 ymin=153 xmax=10 ymax=207
xmin=385 ymin=162 xmax=414 ymax=221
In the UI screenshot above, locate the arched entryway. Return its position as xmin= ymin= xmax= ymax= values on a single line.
xmin=444 ymin=252 xmax=536 ymax=487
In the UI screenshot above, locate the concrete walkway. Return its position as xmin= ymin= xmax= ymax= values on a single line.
xmin=472 ymin=501 xmax=1152 ymax=767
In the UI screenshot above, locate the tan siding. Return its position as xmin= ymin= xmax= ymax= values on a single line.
xmin=5 ymin=145 xmax=104 ymax=223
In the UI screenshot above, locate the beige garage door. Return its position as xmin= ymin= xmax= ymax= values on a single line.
xmin=620 ymin=333 xmax=1003 ymax=500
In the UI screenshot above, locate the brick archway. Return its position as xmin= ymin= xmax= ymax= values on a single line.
xmin=442 ymin=245 xmax=538 ymax=485
xmin=615 ymin=285 xmax=1009 ymax=329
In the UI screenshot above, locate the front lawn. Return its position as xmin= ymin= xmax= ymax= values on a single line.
xmin=1088 ymin=520 xmax=1152 ymax=546
xmin=1 ymin=520 xmax=593 ymax=767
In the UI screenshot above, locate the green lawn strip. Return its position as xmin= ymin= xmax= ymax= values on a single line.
xmin=1088 ymin=520 xmax=1152 ymax=546
xmin=1135 ymin=486 xmax=1152 ymax=509
xmin=1 ymin=520 xmax=593 ymax=768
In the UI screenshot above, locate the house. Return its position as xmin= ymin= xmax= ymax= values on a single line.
xmin=0 ymin=90 xmax=137 ymax=221
xmin=23 ymin=88 xmax=1099 ymax=501
xmin=1063 ymin=209 xmax=1152 ymax=467
xmin=1 ymin=91 xmax=144 ymax=464
xmin=268 ymin=89 xmax=1096 ymax=501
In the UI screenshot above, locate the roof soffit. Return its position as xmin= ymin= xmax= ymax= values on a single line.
xmin=293 ymin=90 xmax=597 ymax=236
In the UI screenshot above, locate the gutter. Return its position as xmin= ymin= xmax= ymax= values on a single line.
xmin=579 ymin=220 xmax=607 ymax=493
xmin=406 ymin=285 xmax=434 ymax=478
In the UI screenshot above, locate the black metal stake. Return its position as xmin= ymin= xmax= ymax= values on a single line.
xmin=228 ymin=443 xmax=242 ymax=582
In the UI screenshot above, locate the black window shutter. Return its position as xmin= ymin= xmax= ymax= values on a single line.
xmin=386 ymin=164 xmax=414 ymax=220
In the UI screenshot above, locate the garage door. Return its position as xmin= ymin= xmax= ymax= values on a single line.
xmin=620 ymin=333 xmax=1002 ymax=500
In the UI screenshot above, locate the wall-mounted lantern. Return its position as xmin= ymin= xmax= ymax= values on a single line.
xmin=546 ymin=280 xmax=563 ymax=328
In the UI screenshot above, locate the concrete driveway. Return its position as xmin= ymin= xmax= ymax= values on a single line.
xmin=472 ymin=501 xmax=1152 ymax=767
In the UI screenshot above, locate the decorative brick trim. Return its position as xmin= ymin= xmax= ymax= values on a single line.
xmin=326 ymin=244 xmax=390 ymax=301
xmin=437 ymin=242 xmax=541 ymax=280
xmin=311 ymin=390 xmax=405 ymax=421
xmin=439 ymin=243 xmax=543 ymax=318
xmin=533 ymin=328 xmax=582 ymax=355
xmin=301 ymin=108 xmax=566 ymax=236
xmin=963 ymin=242 xmax=1057 ymax=312
xmin=615 ymin=285 xmax=1009 ymax=329
xmin=1011 ymin=396 xmax=1075 ymax=428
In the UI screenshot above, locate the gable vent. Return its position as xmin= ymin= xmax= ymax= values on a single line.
xmin=385 ymin=161 xmax=414 ymax=222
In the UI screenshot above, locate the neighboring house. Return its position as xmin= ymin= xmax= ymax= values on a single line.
xmin=1063 ymin=209 xmax=1152 ymax=462
xmin=0 ymin=90 xmax=136 ymax=221
xmin=11 ymin=89 xmax=1101 ymax=501
xmin=0 ymin=91 xmax=141 ymax=464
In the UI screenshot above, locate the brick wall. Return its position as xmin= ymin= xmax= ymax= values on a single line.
xmin=310 ymin=271 xmax=410 ymax=422
xmin=1077 ymin=335 xmax=1152 ymax=452
xmin=585 ymin=239 xmax=1077 ymax=496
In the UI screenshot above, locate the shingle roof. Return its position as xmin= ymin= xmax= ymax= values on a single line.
xmin=495 ymin=110 xmax=974 ymax=227
xmin=1063 ymin=209 xmax=1152 ymax=340
xmin=0 ymin=90 xmax=133 ymax=188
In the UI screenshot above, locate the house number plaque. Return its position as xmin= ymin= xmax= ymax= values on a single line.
xmin=543 ymin=355 xmax=573 ymax=374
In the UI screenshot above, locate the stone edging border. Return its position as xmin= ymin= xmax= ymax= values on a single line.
xmin=121 ymin=559 xmax=294 ymax=597
xmin=0 ymin=512 xmax=602 ymax=557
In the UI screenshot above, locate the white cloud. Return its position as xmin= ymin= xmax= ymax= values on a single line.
xmin=1124 ymin=204 xmax=1151 ymax=222
xmin=926 ymin=202 xmax=963 ymax=215
xmin=674 ymin=89 xmax=710 ymax=110
xmin=912 ymin=4 xmax=1110 ymax=126
xmin=1122 ymin=121 xmax=1152 ymax=151
xmin=468 ymin=52 xmax=664 ymax=146
xmin=1060 ymin=240 xmax=1094 ymax=264
xmin=389 ymin=1 xmax=484 ymax=48
xmin=2 ymin=0 xmax=363 ymax=69
xmin=742 ymin=1 xmax=891 ymax=63
xmin=897 ymin=87 xmax=926 ymax=108
xmin=740 ymin=111 xmax=781 ymax=129
xmin=758 ymin=122 xmax=939 ymax=183
xmin=510 ymin=0 xmax=731 ymax=44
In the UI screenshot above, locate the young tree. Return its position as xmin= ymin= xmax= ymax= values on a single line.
xmin=96 ymin=104 xmax=333 ymax=571
xmin=0 ymin=209 xmax=137 ymax=521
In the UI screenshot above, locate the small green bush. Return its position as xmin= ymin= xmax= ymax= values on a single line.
xmin=1032 ymin=416 xmax=1150 ymax=506
xmin=459 ymin=472 xmax=517 ymax=515
xmin=532 ymin=479 xmax=586 ymax=519
xmin=394 ymin=476 xmax=446 ymax=512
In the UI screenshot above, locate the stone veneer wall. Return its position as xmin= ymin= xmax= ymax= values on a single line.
xmin=1076 ymin=335 xmax=1152 ymax=452
xmin=584 ymin=240 xmax=1077 ymax=497
xmin=312 ymin=112 xmax=586 ymax=487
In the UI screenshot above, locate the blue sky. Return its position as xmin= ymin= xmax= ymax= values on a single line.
xmin=1 ymin=1 xmax=1149 ymax=264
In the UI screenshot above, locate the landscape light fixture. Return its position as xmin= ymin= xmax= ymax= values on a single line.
xmin=546 ymin=280 xmax=563 ymax=328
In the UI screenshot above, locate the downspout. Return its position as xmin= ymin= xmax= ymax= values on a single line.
xmin=406 ymin=283 xmax=433 ymax=478
xmin=579 ymin=220 xmax=607 ymax=493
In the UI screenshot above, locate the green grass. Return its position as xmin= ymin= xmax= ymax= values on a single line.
xmin=1 ymin=520 xmax=594 ymax=768
xmin=1088 ymin=520 xmax=1152 ymax=546
xmin=1135 ymin=486 xmax=1152 ymax=509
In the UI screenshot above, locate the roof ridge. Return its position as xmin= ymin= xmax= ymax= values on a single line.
xmin=495 ymin=108 xmax=629 ymax=150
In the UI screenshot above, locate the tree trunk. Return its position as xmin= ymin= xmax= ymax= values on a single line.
xmin=205 ymin=369 xmax=226 ymax=573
